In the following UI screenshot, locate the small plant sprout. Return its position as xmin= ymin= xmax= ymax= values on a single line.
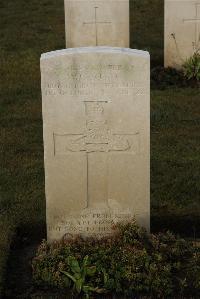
xmin=183 ymin=51 xmax=200 ymax=82
xmin=61 ymin=255 xmax=105 ymax=298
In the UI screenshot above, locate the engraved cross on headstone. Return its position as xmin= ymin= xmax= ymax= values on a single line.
xmin=183 ymin=3 xmax=200 ymax=49
xmin=54 ymin=100 xmax=139 ymax=210
xmin=83 ymin=7 xmax=112 ymax=46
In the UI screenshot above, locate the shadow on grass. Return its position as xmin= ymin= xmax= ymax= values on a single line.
xmin=4 ymin=222 xmax=46 ymax=299
xmin=151 ymin=213 xmax=200 ymax=238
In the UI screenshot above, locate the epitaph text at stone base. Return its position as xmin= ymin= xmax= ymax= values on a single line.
xmin=41 ymin=47 xmax=150 ymax=242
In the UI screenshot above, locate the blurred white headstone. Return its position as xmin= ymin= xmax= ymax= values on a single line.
xmin=165 ymin=0 xmax=200 ymax=68
xmin=64 ymin=0 xmax=129 ymax=48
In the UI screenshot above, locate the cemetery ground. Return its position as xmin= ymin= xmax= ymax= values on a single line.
xmin=0 ymin=0 xmax=199 ymax=298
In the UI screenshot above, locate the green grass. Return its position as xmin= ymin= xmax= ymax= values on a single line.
xmin=0 ymin=0 xmax=199 ymax=296
xmin=151 ymin=88 xmax=200 ymax=235
xmin=0 ymin=0 xmax=65 ymax=293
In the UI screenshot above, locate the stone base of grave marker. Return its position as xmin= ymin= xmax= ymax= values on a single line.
xmin=41 ymin=47 xmax=150 ymax=242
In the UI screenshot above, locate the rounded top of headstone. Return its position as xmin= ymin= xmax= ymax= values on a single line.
xmin=41 ymin=47 xmax=150 ymax=61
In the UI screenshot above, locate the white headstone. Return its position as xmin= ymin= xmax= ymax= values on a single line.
xmin=64 ymin=0 xmax=129 ymax=48
xmin=165 ymin=0 xmax=200 ymax=68
xmin=41 ymin=47 xmax=150 ymax=242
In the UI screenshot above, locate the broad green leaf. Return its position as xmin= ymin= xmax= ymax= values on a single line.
xmin=68 ymin=256 xmax=81 ymax=273
xmin=74 ymin=272 xmax=81 ymax=280
xmin=82 ymin=255 xmax=89 ymax=267
xmin=86 ymin=266 xmax=96 ymax=276
xmin=60 ymin=270 xmax=76 ymax=283
xmin=75 ymin=278 xmax=83 ymax=293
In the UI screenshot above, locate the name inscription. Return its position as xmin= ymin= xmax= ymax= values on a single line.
xmin=44 ymin=63 xmax=146 ymax=97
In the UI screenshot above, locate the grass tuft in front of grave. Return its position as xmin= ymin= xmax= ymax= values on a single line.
xmin=32 ymin=221 xmax=200 ymax=298
xmin=183 ymin=51 xmax=200 ymax=85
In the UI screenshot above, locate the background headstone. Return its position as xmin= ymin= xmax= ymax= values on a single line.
xmin=165 ymin=0 xmax=200 ymax=68
xmin=64 ymin=0 xmax=129 ymax=48
xmin=41 ymin=47 xmax=150 ymax=242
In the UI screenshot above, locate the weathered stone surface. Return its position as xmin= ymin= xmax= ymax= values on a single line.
xmin=41 ymin=47 xmax=150 ymax=242
xmin=64 ymin=0 xmax=129 ymax=47
xmin=165 ymin=0 xmax=200 ymax=68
